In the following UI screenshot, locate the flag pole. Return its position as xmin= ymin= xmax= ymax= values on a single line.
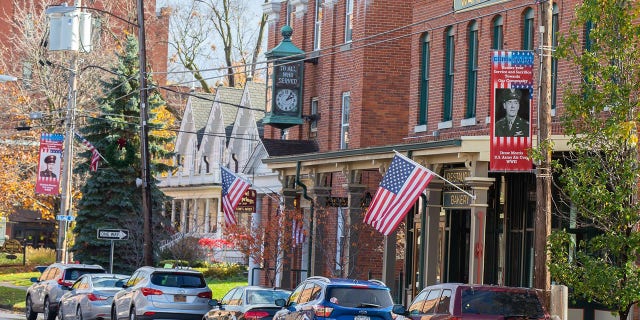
xmin=393 ymin=150 xmax=477 ymax=200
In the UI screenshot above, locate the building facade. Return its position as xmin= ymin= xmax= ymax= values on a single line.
xmin=257 ymin=1 xmax=615 ymax=320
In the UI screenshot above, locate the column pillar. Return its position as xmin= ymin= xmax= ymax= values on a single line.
xmin=204 ymin=198 xmax=211 ymax=234
xmin=180 ymin=199 xmax=187 ymax=233
xmin=465 ymin=162 xmax=494 ymax=284
xmin=424 ymin=179 xmax=444 ymax=287
xmin=170 ymin=199 xmax=176 ymax=227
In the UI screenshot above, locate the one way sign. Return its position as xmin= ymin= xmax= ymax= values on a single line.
xmin=97 ymin=229 xmax=129 ymax=240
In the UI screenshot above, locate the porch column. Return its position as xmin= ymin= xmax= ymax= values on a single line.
xmin=204 ymin=198 xmax=211 ymax=234
xmin=466 ymin=162 xmax=494 ymax=284
xmin=171 ymin=199 xmax=176 ymax=227
xmin=193 ymin=199 xmax=200 ymax=233
xmin=424 ymin=179 xmax=444 ymax=287
xmin=180 ymin=199 xmax=187 ymax=233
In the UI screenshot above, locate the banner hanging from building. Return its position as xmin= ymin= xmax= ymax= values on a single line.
xmin=490 ymin=50 xmax=534 ymax=171
xmin=35 ymin=133 xmax=64 ymax=195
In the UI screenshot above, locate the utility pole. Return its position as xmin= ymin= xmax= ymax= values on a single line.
xmin=136 ymin=0 xmax=154 ymax=266
xmin=56 ymin=54 xmax=78 ymax=263
xmin=534 ymin=0 xmax=553 ymax=306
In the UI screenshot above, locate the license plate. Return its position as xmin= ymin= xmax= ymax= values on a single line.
xmin=174 ymin=294 xmax=186 ymax=302
xmin=355 ymin=316 xmax=370 ymax=320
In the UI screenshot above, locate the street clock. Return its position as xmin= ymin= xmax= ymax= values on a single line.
xmin=264 ymin=25 xmax=305 ymax=130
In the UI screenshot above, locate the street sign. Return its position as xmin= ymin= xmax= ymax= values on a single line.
xmin=97 ymin=229 xmax=129 ymax=240
xmin=56 ymin=215 xmax=75 ymax=221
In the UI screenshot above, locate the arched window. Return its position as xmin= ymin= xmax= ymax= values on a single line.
xmin=492 ymin=15 xmax=503 ymax=50
xmin=419 ymin=32 xmax=430 ymax=126
xmin=443 ymin=27 xmax=455 ymax=122
xmin=523 ymin=8 xmax=534 ymax=50
xmin=466 ymin=21 xmax=479 ymax=119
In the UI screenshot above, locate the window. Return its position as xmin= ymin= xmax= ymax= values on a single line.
xmin=492 ymin=15 xmax=503 ymax=50
xmin=443 ymin=27 xmax=455 ymax=122
xmin=314 ymin=1 xmax=322 ymax=50
xmin=311 ymin=98 xmax=319 ymax=131
xmin=523 ymin=8 xmax=534 ymax=50
xmin=422 ymin=289 xmax=442 ymax=314
xmin=345 ymin=0 xmax=353 ymax=42
xmin=466 ymin=21 xmax=478 ymax=119
xmin=286 ymin=1 xmax=293 ymax=26
xmin=340 ymin=92 xmax=350 ymax=149
xmin=419 ymin=33 xmax=430 ymax=126
xmin=551 ymin=4 xmax=559 ymax=111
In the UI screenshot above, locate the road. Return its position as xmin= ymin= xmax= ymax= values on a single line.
xmin=0 ymin=308 xmax=51 ymax=319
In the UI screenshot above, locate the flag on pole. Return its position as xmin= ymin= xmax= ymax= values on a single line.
xmin=221 ymin=166 xmax=251 ymax=226
xmin=364 ymin=153 xmax=434 ymax=236
xmin=74 ymin=133 xmax=101 ymax=172
xmin=292 ymin=218 xmax=305 ymax=247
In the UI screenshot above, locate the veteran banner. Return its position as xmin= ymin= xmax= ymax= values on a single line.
xmin=36 ymin=133 xmax=64 ymax=195
xmin=490 ymin=50 xmax=534 ymax=171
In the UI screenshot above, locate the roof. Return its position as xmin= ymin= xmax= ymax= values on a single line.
xmin=216 ymin=86 xmax=244 ymax=141
xmin=262 ymin=139 xmax=319 ymax=157
xmin=189 ymin=93 xmax=215 ymax=147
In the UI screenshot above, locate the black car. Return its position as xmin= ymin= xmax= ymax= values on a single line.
xmin=204 ymin=285 xmax=292 ymax=320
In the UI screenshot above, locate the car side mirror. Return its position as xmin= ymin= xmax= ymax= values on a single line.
xmin=209 ymin=299 xmax=220 ymax=307
xmin=392 ymin=304 xmax=407 ymax=315
xmin=275 ymin=298 xmax=287 ymax=307
xmin=30 ymin=277 xmax=39 ymax=283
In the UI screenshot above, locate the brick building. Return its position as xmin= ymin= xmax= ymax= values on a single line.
xmin=257 ymin=0 xmax=598 ymax=317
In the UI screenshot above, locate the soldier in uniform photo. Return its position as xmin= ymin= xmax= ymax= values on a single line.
xmin=40 ymin=154 xmax=58 ymax=178
xmin=495 ymin=88 xmax=530 ymax=137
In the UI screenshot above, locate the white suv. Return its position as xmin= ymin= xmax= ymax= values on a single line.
xmin=25 ymin=263 xmax=106 ymax=320
xmin=111 ymin=266 xmax=212 ymax=320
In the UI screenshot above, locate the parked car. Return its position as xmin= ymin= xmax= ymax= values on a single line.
xmin=58 ymin=273 xmax=129 ymax=320
xmin=204 ymin=285 xmax=292 ymax=320
xmin=111 ymin=266 xmax=212 ymax=320
xmin=25 ymin=263 xmax=107 ymax=320
xmin=392 ymin=283 xmax=550 ymax=320
xmin=274 ymin=276 xmax=397 ymax=320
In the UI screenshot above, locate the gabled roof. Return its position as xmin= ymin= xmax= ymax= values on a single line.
xmin=216 ymin=86 xmax=244 ymax=141
xmin=190 ymin=93 xmax=215 ymax=147
xmin=244 ymin=81 xmax=267 ymax=137
xmin=262 ymin=139 xmax=319 ymax=157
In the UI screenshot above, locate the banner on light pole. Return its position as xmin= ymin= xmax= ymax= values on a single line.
xmin=35 ymin=133 xmax=64 ymax=195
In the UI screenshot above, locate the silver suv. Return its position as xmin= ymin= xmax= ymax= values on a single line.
xmin=25 ymin=263 xmax=106 ymax=320
xmin=111 ymin=266 xmax=212 ymax=320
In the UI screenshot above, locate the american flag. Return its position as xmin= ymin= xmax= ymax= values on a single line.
xmin=292 ymin=218 xmax=305 ymax=247
xmin=221 ymin=166 xmax=251 ymax=226
xmin=74 ymin=133 xmax=101 ymax=172
xmin=364 ymin=153 xmax=434 ymax=236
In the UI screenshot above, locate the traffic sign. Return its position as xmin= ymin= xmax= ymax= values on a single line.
xmin=97 ymin=229 xmax=129 ymax=240
xmin=56 ymin=215 xmax=75 ymax=221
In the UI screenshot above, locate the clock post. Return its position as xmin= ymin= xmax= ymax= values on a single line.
xmin=264 ymin=25 xmax=305 ymax=130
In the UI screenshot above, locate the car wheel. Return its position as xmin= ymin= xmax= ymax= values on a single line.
xmin=76 ymin=306 xmax=83 ymax=320
xmin=25 ymin=296 xmax=37 ymax=320
xmin=129 ymin=306 xmax=137 ymax=320
xmin=43 ymin=298 xmax=56 ymax=320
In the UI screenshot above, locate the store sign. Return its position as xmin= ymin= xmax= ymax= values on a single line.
xmin=327 ymin=197 xmax=348 ymax=207
xmin=236 ymin=189 xmax=257 ymax=214
xmin=443 ymin=168 xmax=472 ymax=209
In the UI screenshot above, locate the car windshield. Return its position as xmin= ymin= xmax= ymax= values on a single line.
xmin=93 ymin=277 xmax=126 ymax=288
xmin=460 ymin=289 xmax=545 ymax=318
xmin=64 ymin=269 xmax=104 ymax=281
xmin=326 ymin=287 xmax=393 ymax=308
xmin=150 ymin=272 xmax=206 ymax=288
xmin=246 ymin=289 xmax=291 ymax=304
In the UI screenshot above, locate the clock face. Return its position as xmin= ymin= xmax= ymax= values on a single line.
xmin=275 ymin=88 xmax=298 ymax=112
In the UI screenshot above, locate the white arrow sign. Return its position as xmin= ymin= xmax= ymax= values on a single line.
xmin=97 ymin=229 xmax=129 ymax=240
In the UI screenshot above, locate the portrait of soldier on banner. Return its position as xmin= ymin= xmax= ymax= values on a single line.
xmin=40 ymin=154 xmax=59 ymax=179
xmin=494 ymin=88 xmax=530 ymax=137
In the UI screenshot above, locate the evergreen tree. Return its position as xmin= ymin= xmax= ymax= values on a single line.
xmin=71 ymin=35 xmax=175 ymax=272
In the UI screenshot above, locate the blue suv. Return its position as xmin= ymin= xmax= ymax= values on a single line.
xmin=274 ymin=277 xmax=397 ymax=320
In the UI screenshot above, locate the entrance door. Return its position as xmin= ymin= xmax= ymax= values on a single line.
xmin=443 ymin=210 xmax=470 ymax=283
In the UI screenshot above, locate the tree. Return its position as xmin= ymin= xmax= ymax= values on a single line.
xmin=0 ymin=0 xmax=131 ymax=220
xmin=166 ymin=0 xmax=266 ymax=90
xmin=70 ymin=35 xmax=175 ymax=272
xmin=547 ymin=2 xmax=640 ymax=320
